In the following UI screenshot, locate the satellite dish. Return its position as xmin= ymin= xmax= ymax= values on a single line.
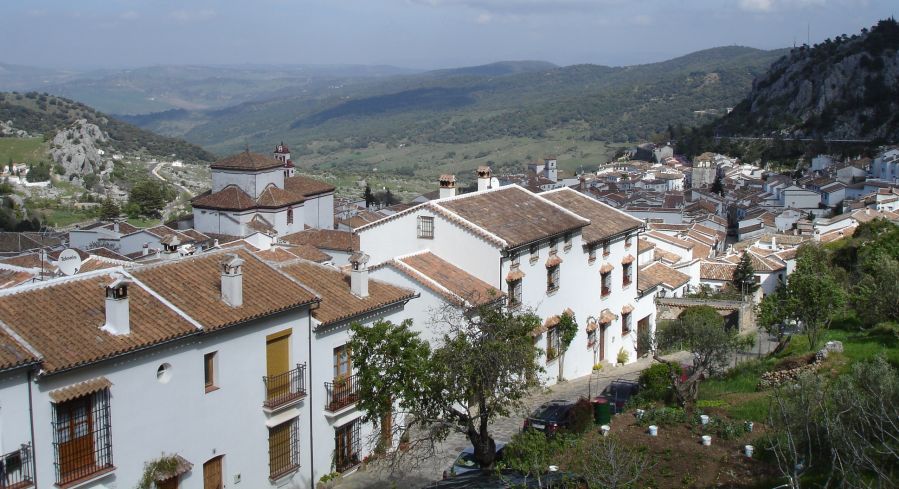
xmin=57 ymin=249 xmax=82 ymax=276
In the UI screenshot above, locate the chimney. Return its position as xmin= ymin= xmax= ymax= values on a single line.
xmin=477 ymin=166 xmax=492 ymax=192
xmin=220 ymin=254 xmax=244 ymax=307
xmin=771 ymin=236 xmax=777 ymax=250
xmin=113 ymin=221 xmax=120 ymax=233
xmin=102 ymin=274 xmax=132 ymax=335
xmin=439 ymin=174 xmax=456 ymax=199
xmin=349 ymin=252 xmax=370 ymax=298
xmin=142 ymin=243 xmax=149 ymax=256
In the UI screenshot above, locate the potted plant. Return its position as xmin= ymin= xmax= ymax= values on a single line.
xmin=617 ymin=347 xmax=630 ymax=366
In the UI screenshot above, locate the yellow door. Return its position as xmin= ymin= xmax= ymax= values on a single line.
xmin=266 ymin=331 xmax=291 ymax=400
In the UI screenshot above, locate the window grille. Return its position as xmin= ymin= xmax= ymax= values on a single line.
xmin=508 ymin=279 xmax=522 ymax=307
xmin=546 ymin=265 xmax=560 ymax=292
xmin=601 ymin=271 xmax=612 ymax=297
xmin=1 ymin=443 xmax=34 ymax=488
xmin=622 ymin=263 xmax=632 ymax=287
xmin=622 ymin=313 xmax=632 ymax=335
xmin=417 ymin=216 xmax=434 ymax=239
xmin=334 ymin=420 xmax=361 ymax=472
xmin=268 ymin=418 xmax=300 ymax=479
xmin=52 ymin=389 xmax=113 ymax=485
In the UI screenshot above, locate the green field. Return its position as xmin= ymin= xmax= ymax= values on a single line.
xmin=0 ymin=137 xmax=47 ymax=165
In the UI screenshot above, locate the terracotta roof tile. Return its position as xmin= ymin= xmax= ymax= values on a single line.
xmin=256 ymin=185 xmax=305 ymax=208
xmin=599 ymin=309 xmax=617 ymax=324
xmin=396 ymin=252 xmax=503 ymax=307
xmin=279 ymin=229 xmax=359 ymax=252
xmin=48 ymin=377 xmax=112 ymax=403
xmin=700 ymin=261 xmax=737 ymax=281
xmin=545 ymin=254 xmax=563 ymax=268
xmin=131 ymin=249 xmax=318 ymax=331
xmin=192 ymin=185 xmax=257 ymax=211
xmin=0 ymin=272 xmax=199 ymax=373
xmin=284 ymin=175 xmax=336 ymax=197
xmin=87 ymin=247 xmax=133 ymax=261
xmin=437 ymin=186 xmax=590 ymax=249
xmin=277 ymin=261 xmax=415 ymax=326
xmin=638 ymin=239 xmax=656 ymax=253
xmin=0 ymin=324 xmax=38 ymax=371
xmin=255 ymin=245 xmax=331 ymax=263
xmin=210 ymin=151 xmax=283 ymax=171
xmin=638 ymin=262 xmax=690 ymax=293
xmin=654 ymin=248 xmax=683 ymax=264
xmin=506 ymin=268 xmax=525 ymax=282
xmin=0 ymin=252 xmax=55 ymax=271
xmin=0 ymin=269 xmax=36 ymax=289
xmin=540 ymin=188 xmax=643 ymax=245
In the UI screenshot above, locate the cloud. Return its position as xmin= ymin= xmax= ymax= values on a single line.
xmin=408 ymin=0 xmax=625 ymax=16
xmin=171 ymin=9 xmax=217 ymax=22
xmin=738 ymin=0 xmax=826 ymax=12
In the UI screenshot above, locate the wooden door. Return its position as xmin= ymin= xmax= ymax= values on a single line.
xmin=637 ymin=316 xmax=650 ymax=357
xmin=203 ymin=456 xmax=223 ymax=489
xmin=266 ymin=331 xmax=291 ymax=398
xmin=57 ymin=397 xmax=95 ymax=482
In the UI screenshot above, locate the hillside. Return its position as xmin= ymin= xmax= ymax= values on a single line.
xmin=0 ymin=92 xmax=214 ymax=163
xmin=118 ymin=46 xmax=784 ymax=170
xmin=714 ymin=18 xmax=899 ymax=141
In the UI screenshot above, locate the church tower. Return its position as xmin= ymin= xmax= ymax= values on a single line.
xmin=274 ymin=142 xmax=295 ymax=178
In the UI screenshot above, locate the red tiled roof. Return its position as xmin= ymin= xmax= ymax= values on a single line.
xmin=256 ymin=184 xmax=305 ymax=209
xmin=700 ymin=261 xmax=737 ymax=281
xmin=284 ymin=175 xmax=336 ymax=197
xmin=210 ymin=151 xmax=283 ymax=171
xmin=541 ymin=188 xmax=643 ymax=245
xmin=191 ymin=185 xmax=257 ymax=211
xmin=638 ymin=262 xmax=690 ymax=293
xmin=395 ymin=252 xmax=503 ymax=307
xmin=280 ymin=229 xmax=359 ymax=252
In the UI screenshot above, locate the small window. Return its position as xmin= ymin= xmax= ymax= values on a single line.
xmin=546 ymin=326 xmax=561 ymax=361
xmin=601 ymin=271 xmax=612 ymax=297
xmin=417 ymin=216 xmax=434 ymax=239
xmin=529 ymin=243 xmax=539 ymax=262
xmin=204 ymin=352 xmax=218 ymax=392
xmin=546 ymin=265 xmax=560 ymax=293
xmin=510 ymin=251 xmax=520 ymax=267
xmin=588 ymin=245 xmax=597 ymax=262
xmin=334 ymin=345 xmax=352 ymax=379
xmin=622 ymin=263 xmax=633 ymax=287
xmin=549 ymin=237 xmax=558 ymax=252
xmin=269 ymin=418 xmax=300 ymax=479
xmin=563 ymin=233 xmax=572 ymax=250
xmin=157 ymin=363 xmax=172 ymax=384
xmin=622 ymin=312 xmax=632 ymax=335
xmin=602 ymin=240 xmax=611 ymax=256
xmin=287 ymin=207 xmax=294 ymax=225
xmin=508 ymin=279 xmax=522 ymax=307
xmin=625 ymin=234 xmax=633 ymax=247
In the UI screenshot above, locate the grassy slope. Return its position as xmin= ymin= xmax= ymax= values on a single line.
xmin=0 ymin=137 xmax=47 ymax=164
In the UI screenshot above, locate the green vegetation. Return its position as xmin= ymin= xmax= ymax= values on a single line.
xmin=0 ymin=137 xmax=46 ymax=164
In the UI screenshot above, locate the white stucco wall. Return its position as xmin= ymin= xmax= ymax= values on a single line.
xmin=0 ymin=368 xmax=33 ymax=456
xmin=211 ymin=169 xmax=283 ymax=199
xmin=303 ymin=194 xmax=335 ymax=230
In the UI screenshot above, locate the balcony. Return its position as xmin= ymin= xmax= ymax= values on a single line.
xmin=263 ymin=363 xmax=307 ymax=410
xmin=1 ymin=444 xmax=34 ymax=489
xmin=325 ymin=374 xmax=359 ymax=412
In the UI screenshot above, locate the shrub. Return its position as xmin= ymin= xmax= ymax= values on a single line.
xmin=564 ymin=398 xmax=595 ymax=435
xmin=772 ymin=353 xmax=816 ymax=372
xmin=617 ymin=347 xmax=630 ymax=365
xmin=637 ymin=407 xmax=687 ymax=427
xmin=699 ymin=417 xmax=749 ymax=440
xmin=638 ymin=363 xmax=672 ymax=402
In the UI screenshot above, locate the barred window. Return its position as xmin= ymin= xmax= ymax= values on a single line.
xmin=52 ymin=389 xmax=113 ymax=485
xmin=269 ymin=418 xmax=300 ymax=479
xmin=417 ymin=216 xmax=434 ymax=239
xmin=622 ymin=263 xmax=633 ymax=287
xmin=546 ymin=326 xmax=561 ymax=360
xmin=546 ymin=265 xmax=560 ymax=293
xmin=508 ymin=279 xmax=522 ymax=307
xmin=335 ymin=420 xmax=361 ymax=472
xmin=602 ymin=240 xmax=611 ymax=256
xmin=601 ymin=271 xmax=612 ymax=297
xmin=622 ymin=312 xmax=632 ymax=335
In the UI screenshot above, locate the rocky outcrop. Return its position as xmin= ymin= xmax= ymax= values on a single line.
xmin=758 ymin=341 xmax=844 ymax=389
xmin=718 ymin=19 xmax=899 ymax=141
xmin=50 ymin=119 xmax=109 ymax=178
xmin=0 ymin=120 xmax=30 ymax=137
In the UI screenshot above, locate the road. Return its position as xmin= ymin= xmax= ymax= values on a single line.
xmin=335 ymin=351 xmax=692 ymax=489
xmin=151 ymin=161 xmax=192 ymax=195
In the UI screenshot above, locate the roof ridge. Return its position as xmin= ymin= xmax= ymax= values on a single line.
xmin=390 ymin=258 xmax=464 ymax=305
xmin=0 ymin=317 xmax=43 ymax=362
xmin=514 ymin=186 xmax=593 ymax=226
xmin=546 ymin=186 xmax=643 ymax=226
xmin=0 ymin=266 xmax=123 ymax=298
xmin=120 ymin=270 xmax=205 ymax=331
xmin=429 ymin=203 xmax=508 ymax=248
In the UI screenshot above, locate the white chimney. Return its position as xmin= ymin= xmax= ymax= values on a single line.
xmin=477 ymin=166 xmax=493 ymax=192
xmin=439 ymin=174 xmax=456 ymax=199
xmin=349 ymin=252 xmax=370 ymax=298
xmin=220 ymin=254 xmax=244 ymax=307
xmin=113 ymin=221 xmax=120 ymax=233
xmin=771 ymin=236 xmax=777 ymax=250
xmin=101 ymin=274 xmax=132 ymax=335
xmin=142 ymin=243 xmax=149 ymax=256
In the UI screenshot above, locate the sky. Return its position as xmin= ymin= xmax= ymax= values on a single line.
xmin=2 ymin=0 xmax=896 ymax=70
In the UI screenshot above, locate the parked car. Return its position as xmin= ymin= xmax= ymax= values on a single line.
xmin=523 ymin=399 xmax=575 ymax=435
xmin=600 ymin=379 xmax=640 ymax=414
xmin=443 ymin=442 xmax=506 ymax=478
xmin=427 ymin=469 xmax=581 ymax=488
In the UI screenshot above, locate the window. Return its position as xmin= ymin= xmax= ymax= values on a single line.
xmin=563 ymin=233 xmax=572 ymax=251
xmin=508 ymin=279 xmax=522 ymax=307
xmin=602 ymin=240 xmax=611 ymax=256
xmin=204 ymin=352 xmax=218 ymax=393
xmin=2 ymin=443 xmax=34 ymax=488
xmin=588 ymin=245 xmax=596 ymax=262
xmin=529 ymin=243 xmax=539 ymax=263
xmin=601 ymin=271 xmax=612 ymax=297
xmin=417 ymin=216 xmax=434 ymax=239
xmin=268 ymin=418 xmax=300 ymax=479
xmin=622 ymin=312 xmax=632 ymax=335
xmin=587 ymin=330 xmax=597 ymax=348
xmin=335 ymin=420 xmax=361 ymax=472
xmin=546 ymin=326 xmax=561 ymax=361
xmin=549 ymin=237 xmax=558 ymax=252
xmin=287 ymin=207 xmax=294 ymax=225
xmin=546 ymin=265 xmax=560 ymax=293
xmin=52 ymin=389 xmax=113 ymax=485
xmin=510 ymin=251 xmax=520 ymax=267
xmin=333 ymin=345 xmax=352 ymax=380
xmin=622 ymin=263 xmax=633 ymax=287
xmin=625 ymin=234 xmax=633 ymax=247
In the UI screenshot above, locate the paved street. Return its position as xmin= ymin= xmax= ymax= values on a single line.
xmin=334 ymin=352 xmax=692 ymax=489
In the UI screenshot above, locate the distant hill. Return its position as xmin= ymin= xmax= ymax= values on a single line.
xmin=120 ymin=46 xmax=786 ymax=156
xmin=713 ymin=18 xmax=899 ymax=141
xmin=0 ymin=92 xmax=214 ymax=163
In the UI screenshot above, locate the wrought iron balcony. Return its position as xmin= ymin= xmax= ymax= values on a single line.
xmin=263 ymin=363 xmax=307 ymax=410
xmin=1 ymin=444 xmax=34 ymax=489
xmin=325 ymin=373 xmax=359 ymax=412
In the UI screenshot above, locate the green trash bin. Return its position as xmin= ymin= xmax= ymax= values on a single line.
xmin=592 ymin=397 xmax=611 ymax=425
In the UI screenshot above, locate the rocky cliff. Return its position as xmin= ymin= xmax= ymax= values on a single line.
xmin=50 ymin=119 xmax=108 ymax=176
xmin=716 ymin=18 xmax=899 ymax=141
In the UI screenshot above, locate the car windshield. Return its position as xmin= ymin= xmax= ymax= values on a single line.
xmin=454 ymin=452 xmax=479 ymax=469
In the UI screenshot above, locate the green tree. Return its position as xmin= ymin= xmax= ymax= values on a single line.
xmin=99 ymin=197 xmax=121 ymax=220
xmin=26 ymin=162 xmax=50 ymax=182
xmin=502 ymin=429 xmax=561 ymax=487
xmin=363 ymin=184 xmax=374 ymax=208
xmin=348 ymin=305 xmax=543 ymax=471
xmin=652 ymin=306 xmax=750 ymax=406
xmin=555 ymin=311 xmax=578 ymax=382
xmin=128 ymin=179 xmax=167 ymax=217
xmin=732 ymin=251 xmax=760 ymax=297
xmin=784 ymin=244 xmax=847 ymax=349
xmin=568 ymin=434 xmax=654 ymax=489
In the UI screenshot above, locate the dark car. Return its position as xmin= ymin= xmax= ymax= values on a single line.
xmin=522 ymin=399 xmax=575 ymax=435
xmin=444 ymin=442 xmax=506 ymax=478
xmin=601 ymin=379 xmax=640 ymax=414
xmin=425 ymin=469 xmax=581 ymax=488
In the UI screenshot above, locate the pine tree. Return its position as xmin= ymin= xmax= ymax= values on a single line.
xmin=100 ymin=196 xmax=121 ymax=220
xmin=363 ymin=184 xmax=374 ymax=209
xmin=732 ymin=251 xmax=759 ymax=296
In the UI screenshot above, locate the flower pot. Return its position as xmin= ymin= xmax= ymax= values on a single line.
xmin=600 ymin=425 xmax=610 ymax=436
xmin=744 ymin=445 xmax=754 ymax=458
xmin=700 ymin=414 xmax=710 ymax=425
xmin=745 ymin=421 xmax=754 ymax=432
xmin=648 ymin=425 xmax=658 ymax=437
xmin=701 ymin=435 xmax=712 ymax=446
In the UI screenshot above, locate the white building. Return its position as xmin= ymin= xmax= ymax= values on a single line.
xmin=356 ymin=180 xmax=652 ymax=380
xmin=192 ymin=145 xmax=335 ymax=238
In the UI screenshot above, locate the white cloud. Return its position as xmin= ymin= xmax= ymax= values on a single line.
xmin=739 ymin=0 xmax=775 ymax=11
xmin=171 ymin=9 xmax=217 ymax=22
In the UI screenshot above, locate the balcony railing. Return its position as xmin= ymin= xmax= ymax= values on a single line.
xmin=263 ymin=363 xmax=307 ymax=410
xmin=325 ymin=374 xmax=359 ymax=412
xmin=1 ymin=444 xmax=34 ymax=489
